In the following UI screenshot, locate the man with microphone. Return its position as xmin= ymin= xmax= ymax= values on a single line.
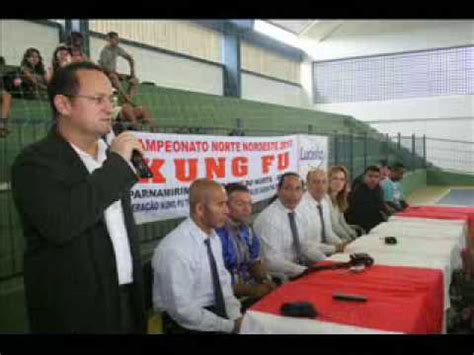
xmin=11 ymin=61 xmax=147 ymax=333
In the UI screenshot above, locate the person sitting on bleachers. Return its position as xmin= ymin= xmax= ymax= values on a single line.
xmin=17 ymin=48 xmax=48 ymax=100
xmin=67 ymin=31 xmax=90 ymax=63
xmin=298 ymin=169 xmax=348 ymax=256
xmin=0 ymin=56 xmax=13 ymax=137
xmin=345 ymin=165 xmax=390 ymax=232
xmin=253 ymin=172 xmax=326 ymax=283
xmin=111 ymin=94 xmax=154 ymax=131
xmin=46 ymin=45 xmax=72 ymax=82
xmin=99 ymin=31 xmax=138 ymax=106
xmin=215 ymin=183 xmax=277 ymax=311
xmin=327 ymin=165 xmax=365 ymax=242
xmin=152 ymin=179 xmax=243 ymax=334
xmin=381 ymin=162 xmax=409 ymax=212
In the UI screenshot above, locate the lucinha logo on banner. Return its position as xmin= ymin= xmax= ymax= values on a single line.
xmin=297 ymin=134 xmax=328 ymax=178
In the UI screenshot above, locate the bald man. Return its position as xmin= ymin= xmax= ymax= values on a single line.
xmin=152 ymin=179 xmax=243 ymax=334
xmin=297 ymin=169 xmax=348 ymax=256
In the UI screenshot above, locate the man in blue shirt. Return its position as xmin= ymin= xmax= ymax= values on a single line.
xmin=381 ymin=162 xmax=409 ymax=212
xmin=216 ymin=183 xmax=276 ymax=310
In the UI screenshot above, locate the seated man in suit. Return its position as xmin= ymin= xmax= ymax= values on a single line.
xmin=345 ymin=165 xmax=390 ymax=232
xmin=298 ymin=169 xmax=348 ymax=256
xmin=253 ymin=172 xmax=326 ymax=283
xmin=216 ymin=183 xmax=277 ymax=311
xmin=152 ymin=178 xmax=243 ymax=334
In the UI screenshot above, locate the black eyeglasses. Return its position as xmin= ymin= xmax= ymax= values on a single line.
xmin=64 ymin=94 xmax=117 ymax=106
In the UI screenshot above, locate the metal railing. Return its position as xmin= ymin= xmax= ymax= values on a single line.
xmin=424 ymin=137 xmax=474 ymax=174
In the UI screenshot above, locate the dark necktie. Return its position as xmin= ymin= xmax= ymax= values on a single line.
xmin=204 ymin=238 xmax=227 ymax=319
xmin=288 ymin=212 xmax=304 ymax=265
xmin=317 ymin=204 xmax=327 ymax=243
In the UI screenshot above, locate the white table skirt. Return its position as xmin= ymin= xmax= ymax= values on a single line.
xmin=241 ymin=310 xmax=402 ymax=334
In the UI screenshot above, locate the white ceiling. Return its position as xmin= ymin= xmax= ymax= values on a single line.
xmin=266 ymin=20 xmax=473 ymax=43
xmin=268 ymin=20 xmax=316 ymax=35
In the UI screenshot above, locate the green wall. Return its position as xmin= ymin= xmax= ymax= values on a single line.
xmin=0 ymin=276 xmax=27 ymax=332
xmin=427 ymin=169 xmax=474 ymax=186
xmin=400 ymin=169 xmax=428 ymax=197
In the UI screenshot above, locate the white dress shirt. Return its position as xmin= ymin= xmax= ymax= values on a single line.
xmin=152 ymin=217 xmax=242 ymax=333
xmin=297 ymin=192 xmax=342 ymax=255
xmin=253 ymin=199 xmax=326 ymax=279
xmin=69 ymin=139 xmax=134 ymax=285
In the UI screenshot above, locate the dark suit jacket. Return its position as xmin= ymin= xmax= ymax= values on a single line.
xmin=345 ymin=182 xmax=388 ymax=233
xmin=11 ymin=126 xmax=146 ymax=333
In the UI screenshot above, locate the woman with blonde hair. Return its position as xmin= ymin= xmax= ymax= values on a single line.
xmin=327 ymin=165 xmax=364 ymax=241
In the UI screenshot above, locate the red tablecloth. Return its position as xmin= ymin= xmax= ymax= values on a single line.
xmin=404 ymin=206 xmax=474 ymax=215
xmin=397 ymin=206 xmax=474 ymax=238
xmin=251 ymin=264 xmax=444 ymax=334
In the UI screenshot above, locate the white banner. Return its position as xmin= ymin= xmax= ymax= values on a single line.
xmin=296 ymin=134 xmax=328 ymax=179
xmin=131 ymin=132 xmax=327 ymax=224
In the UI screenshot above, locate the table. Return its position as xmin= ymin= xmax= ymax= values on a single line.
xmin=241 ymin=264 xmax=444 ymax=334
xmin=343 ymin=233 xmax=462 ymax=273
xmin=396 ymin=206 xmax=474 ymax=238
xmin=241 ymin=205 xmax=472 ymax=334
xmin=374 ymin=218 xmax=468 ymax=249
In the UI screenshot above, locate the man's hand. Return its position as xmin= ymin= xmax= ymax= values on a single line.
xmin=129 ymin=76 xmax=139 ymax=86
xmin=251 ymin=283 xmax=274 ymax=299
xmin=233 ymin=317 xmax=243 ymax=334
xmin=386 ymin=204 xmax=397 ymax=215
xmin=262 ymin=278 xmax=278 ymax=291
xmin=110 ymin=131 xmax=144 ymax=162
xmin=335 ymin=242 xmax=347 ymax=253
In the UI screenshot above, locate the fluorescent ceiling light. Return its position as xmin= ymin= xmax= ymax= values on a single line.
xmin=254 ymin=20 xmax=302 ymax=49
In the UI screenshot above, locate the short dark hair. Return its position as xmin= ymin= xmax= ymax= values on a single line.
xmin=70 ymin=31 xmax=83 ymax=39
xmin=225 ymin=182 xmax=249 ymax=197
xmin=67 ymin=32 xmax=84 ymax=48
xmin=51 ymin=45 xmax=73 ymax=73
xmin=365 ymin=165 xmax=381 ymax=174
xmin=106 ymin=31 xmax=119 ymax=39
xmin=391 ymin=162 xmax=406 ymax=171
xmin=277 ymin=172 xmax=302 ymax=190
xmin=48 ymin=61 xmax=106 ymax=119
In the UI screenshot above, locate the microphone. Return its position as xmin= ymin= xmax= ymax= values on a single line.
xmin=112 ymin=123 xmax=153 ymax=179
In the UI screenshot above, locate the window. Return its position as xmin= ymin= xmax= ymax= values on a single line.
xmin=313 ymin=46 xmax=474 ymax=103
